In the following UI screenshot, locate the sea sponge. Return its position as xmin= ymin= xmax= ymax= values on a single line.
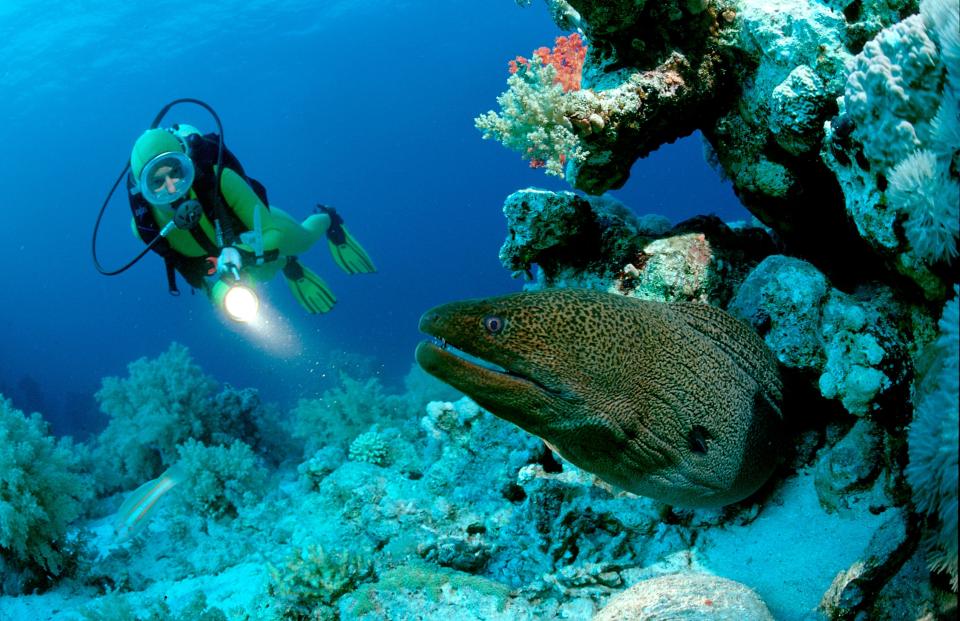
xmin=906 ymin=288 xmax=959 ymax=589
xmin=0 ymin=396 xmax=91 ymax=591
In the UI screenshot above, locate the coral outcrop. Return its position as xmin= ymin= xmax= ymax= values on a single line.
xmin=477 ymin=0 xmax=959 ymax=615
xmin=492 ymin=0 xmax=958 ymax=292
xmin=499 ymin=188 xmax=776 ymax=305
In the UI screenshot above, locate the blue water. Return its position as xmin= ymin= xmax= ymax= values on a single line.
xmin=0 ymin=0 xmax=747 ymax=438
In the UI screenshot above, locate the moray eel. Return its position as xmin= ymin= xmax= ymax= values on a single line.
xmin=415 ymin=289 xmax=783 ymax=507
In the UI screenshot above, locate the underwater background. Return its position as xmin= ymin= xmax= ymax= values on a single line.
xmin=1 ymin=0 xmax=958 ymax=620
xmin=0 ymin=0 xmax=746 ymax=435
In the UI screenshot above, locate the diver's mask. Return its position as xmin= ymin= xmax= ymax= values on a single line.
xmin=139 ymin=151 xmax=195 ymax=205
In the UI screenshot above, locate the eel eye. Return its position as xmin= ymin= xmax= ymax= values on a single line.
xmin=483 ymin=315 xmax=505 ymax=335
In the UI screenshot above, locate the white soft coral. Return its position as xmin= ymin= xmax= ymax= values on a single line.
xmin=888 ymin=149 xmax=960 ymax=262
xmin=907 ymin=287 xmax=960 ymax=589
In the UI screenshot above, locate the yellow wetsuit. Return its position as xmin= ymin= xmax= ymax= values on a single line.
xmin=132 ymin=167 xmax=330 ymax=284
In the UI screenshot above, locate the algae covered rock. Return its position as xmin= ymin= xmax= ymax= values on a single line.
xmin=594 ymin=573 xmax=774 ymax=620
xmin=730 ymin=255 xmax=915 ymax=417
xmin=500 ymin=188 xmax=775 ymax=305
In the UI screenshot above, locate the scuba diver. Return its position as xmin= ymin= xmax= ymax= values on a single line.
xmin=93 ymin=98 xmax=375 ymax=322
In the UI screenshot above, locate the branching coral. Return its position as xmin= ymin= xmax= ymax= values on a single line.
xmin=906 ymin=288 xmax=959 ymax=589
xmin=91 ymin=343 xmax=218 ymax=492
xmin=348 ymin=427 xmax=392 ymax=467
xmin=475 ymin=35 xmax=589 ymax=177
xmin=0 ymin=396 xmax=91 ymax=592
xmin=172 ymin=438 xmax=268 ymax=520
xmin=267 ymin=544 xmax=374 ymax=620
xmin=510 ymin=33 xmax=587 ymax=93
xmin=290 ymin=372 xmax=415 ymax=457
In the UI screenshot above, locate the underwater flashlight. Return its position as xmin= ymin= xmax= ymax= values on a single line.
xmin=223 ymin=284 xmax=260 ymax=323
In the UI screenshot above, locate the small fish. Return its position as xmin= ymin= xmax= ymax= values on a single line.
xmin=113 ymin=463 xmax=187 ymax=541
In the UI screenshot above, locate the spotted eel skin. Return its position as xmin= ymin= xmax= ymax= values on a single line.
xmin=416 ymin=288 xmax=783 ymax=507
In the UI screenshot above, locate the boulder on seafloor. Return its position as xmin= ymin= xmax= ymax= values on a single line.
xmin=593 ymin=572 xmax=775 ymax=621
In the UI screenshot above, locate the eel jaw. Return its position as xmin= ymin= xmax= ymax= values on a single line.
xmin=414 ymin=339 xmax=545 ymax=396
xmin=414 ymin=338 xmax=564 ymax=435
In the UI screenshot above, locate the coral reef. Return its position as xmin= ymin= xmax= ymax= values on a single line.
xmin=1 ymin=0 xmax=957 ymax=619
xmin=472 ymin=0 xmax=958 ymax=614
xmin=0 ymin=341 xmax=954 ymax=619
xmin=906 ymin=290 xmax=959 ymax=588
xmin=497 ymin=0 xmax=958 ymax=292
xmin=0 ymin=396 xmax=91 ymax=594
xmin=171 ymin=438 xmax=269 ymax=520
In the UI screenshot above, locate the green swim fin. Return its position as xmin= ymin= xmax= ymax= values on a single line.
xmin=328 ymin=226 xmax=376 ymax=275
xmin=283 ymin=258 xmax=336 ymax=314
xmin=316 ymin=204 xmax=376 ymax=275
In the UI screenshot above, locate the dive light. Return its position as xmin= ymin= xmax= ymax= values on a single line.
xmin=223 ymin=283 xmax=260 ymax=323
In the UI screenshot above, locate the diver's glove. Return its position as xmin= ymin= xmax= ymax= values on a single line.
xmin=316 ymin=204 xmax=376 ymax=275
xmin=217 ymin=246 xmax=243 ymax=280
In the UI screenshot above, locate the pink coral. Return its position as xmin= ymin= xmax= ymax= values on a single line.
xmin=508 ymin=33 xmax=587 ymax=92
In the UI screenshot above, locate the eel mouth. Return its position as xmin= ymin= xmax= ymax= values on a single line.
xmin=415 ymin=325 xmax=561 ymax=398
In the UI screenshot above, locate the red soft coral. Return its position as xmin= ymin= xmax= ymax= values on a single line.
xmin=508 ymin=33 xmax=587 ymax=92
xmin=536 ymin=33 xmax=587 ymax=92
